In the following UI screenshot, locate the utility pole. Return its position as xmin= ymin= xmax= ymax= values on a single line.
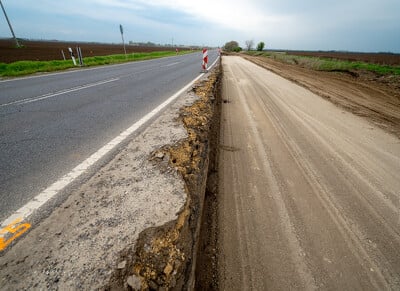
xmin=120 ymin=24 xmax=127 ymax=57
xmin=0 ymin=0 xmax=20 ymax=48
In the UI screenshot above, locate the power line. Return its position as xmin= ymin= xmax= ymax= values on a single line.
xmin=0 ymin=0 xmax=20 ymax=48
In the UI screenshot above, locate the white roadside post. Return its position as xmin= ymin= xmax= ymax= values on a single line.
xmin=76 ymin=46 xmax=84 ymax=66
xmin=68 ymin=47 xmax=77 ymax=66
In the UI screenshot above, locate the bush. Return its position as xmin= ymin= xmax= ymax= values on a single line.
xmin=233 ymin=47 xmax=243 ymax=52
xmin=257 ymin=42 xmax=265 ymax=51
xmin=224 ymin=41 xmax=240 ymax=52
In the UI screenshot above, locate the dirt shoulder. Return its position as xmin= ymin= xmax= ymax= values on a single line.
xmin=241 ymin=54 xmax=400 ymax=139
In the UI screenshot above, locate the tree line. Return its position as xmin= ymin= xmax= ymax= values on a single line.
xmin=223 ymin=40 xmax=265 ymax=52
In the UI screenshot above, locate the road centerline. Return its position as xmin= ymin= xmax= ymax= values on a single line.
xmin=161 ymin=62 xmax=182 ymax=68
xmin=0 ymin=78 xmax=119 ymax=107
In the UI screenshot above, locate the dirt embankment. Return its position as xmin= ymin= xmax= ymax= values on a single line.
xmin=241 ymin=54 xmax=400 ymax=139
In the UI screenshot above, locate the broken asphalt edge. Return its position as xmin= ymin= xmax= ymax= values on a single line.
xmin=107 ymin=64 xmax=222 ymax=290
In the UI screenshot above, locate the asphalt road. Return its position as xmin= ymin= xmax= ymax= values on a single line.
xmin=0 ymin=50 xmax=218 ymax=222
xmin=219 ymin=56 xmax=400 ymax=290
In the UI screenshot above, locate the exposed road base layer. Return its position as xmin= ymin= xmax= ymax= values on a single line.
xmin=107 ymin=67 xmax=221 ymax=290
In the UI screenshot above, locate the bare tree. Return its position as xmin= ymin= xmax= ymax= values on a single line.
xmin=245 ymin=40 xmax=254 ymax=51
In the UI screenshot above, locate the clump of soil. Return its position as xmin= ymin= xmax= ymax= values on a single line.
xmin=108 ymin=67 xmax=221 ymax=290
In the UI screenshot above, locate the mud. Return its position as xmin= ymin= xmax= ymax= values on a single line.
xmin=107 ymin=67 xmax=222 ymax=290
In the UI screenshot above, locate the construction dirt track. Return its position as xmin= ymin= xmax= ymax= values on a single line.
xmin=216 ymin=56 xmax=400 ymax=290
xmin=242 ymin=54 xmax=400 ymax=139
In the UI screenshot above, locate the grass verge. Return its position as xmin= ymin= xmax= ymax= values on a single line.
xmin=0 ymin=51 xmax=194 ymax=77
xmin=244 ymin=51 xmax=400 ymax=75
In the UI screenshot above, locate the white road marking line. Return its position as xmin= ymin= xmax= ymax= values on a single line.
xmin=161 ymin=62 xmax=181 ymax=67
xmin=0 ymin=56 xmax=220 ymax=229
xmin=0 ymin=78 xmax=119 ymax=108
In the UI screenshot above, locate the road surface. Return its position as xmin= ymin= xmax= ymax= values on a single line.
xmin=219 ymin=56 xmax=400 ymax=290
xmin=0 ymin=51 xmax=218 ymax=223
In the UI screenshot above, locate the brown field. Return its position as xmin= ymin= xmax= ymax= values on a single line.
xmin=285 ymin=50 xmax=400 ymax=66
xmin=0 ymin=39 xmax=187 ymax=63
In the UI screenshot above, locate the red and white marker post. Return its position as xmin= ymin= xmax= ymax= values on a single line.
xmin=202 ymin=48 xmax=208 ymax=71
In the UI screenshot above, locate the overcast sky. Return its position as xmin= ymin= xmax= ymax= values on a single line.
xmin=1 ymin=0 xmax=399 ymax=52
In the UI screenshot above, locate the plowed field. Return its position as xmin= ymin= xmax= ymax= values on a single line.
xmin=0 ymin=39 xmax=184 ymax=63
xmin=287 ymin=50 xmax=400 ymax=66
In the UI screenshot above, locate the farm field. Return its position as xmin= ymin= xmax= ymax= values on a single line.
xmin=284 ymin=50 xmax=400 ymax=66
xmin=0 ymin=39 xmax=188 ymax=63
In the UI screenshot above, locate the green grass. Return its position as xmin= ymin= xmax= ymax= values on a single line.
xmin=244 ymin=51 xmax=400 ymax=75
xmin=0 ymin=50 xmax=194 ymax=77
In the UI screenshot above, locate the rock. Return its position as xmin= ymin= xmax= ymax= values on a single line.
xmin=164 ymin=263 xmax=173 ymax=276
xmin=117 ymin=260 xmax=127 ymax=269
xmin=155 ymin=152 xmax=164 ymax=159
xmin=127 ymin=275 xmax=141 ymax=290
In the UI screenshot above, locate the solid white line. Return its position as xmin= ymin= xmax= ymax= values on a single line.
xmin=0 ymin=56 xmax=220 ymax=229
xmin=0 ymin=78 xmax=119 ymax=108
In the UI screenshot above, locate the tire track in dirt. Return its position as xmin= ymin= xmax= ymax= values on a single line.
xmin=241 ymin=54 xmax=400 ymax=139
xmin=217 ymin=56 xmax=400 ymax=290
